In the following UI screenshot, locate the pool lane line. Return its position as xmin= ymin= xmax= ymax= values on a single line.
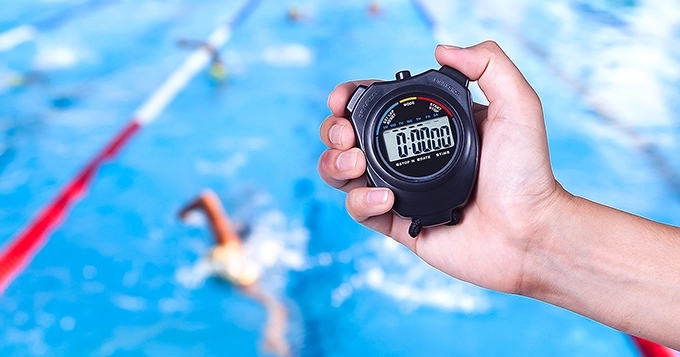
xmin=411 ymin=0 xmax=680 ymax=199
xmin=0 ymin=120 xmax=140 ymax=294
xmin=511 ymin=32 xmax=680 ymax=198
xmin=0 ymin=25 xmax=38 ymax=52
xmin=411 ymin=1 xmax=678 ymax=357
xmin=0 ymin=0 xmax=120 ymax=52
xmin=0 ymin=0 xmax=262 ymax=294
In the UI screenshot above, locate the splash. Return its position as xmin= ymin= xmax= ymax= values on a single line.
xmin=262 ymin=44 xmax=314 ymax=68
xmin=332 ymin=235 xmax=490 ymax=313
xmin=175 ymin=209 xmax=309 ymax=292
xmin=33 ymin=46 xmax=80 ymax=70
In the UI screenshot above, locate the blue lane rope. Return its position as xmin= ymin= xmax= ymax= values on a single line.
xmin=229 ymin=0 xmax=262 ymax=29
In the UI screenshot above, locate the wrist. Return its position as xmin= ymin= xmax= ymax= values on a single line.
xmin=516 ymin=186 xmax=680 ymax=347
xmin=515 ymin=181 xmax=578 ymax=299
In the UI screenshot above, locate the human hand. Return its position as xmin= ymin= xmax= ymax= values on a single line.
xmin=318 ymin=41 xmax=570 ymax=294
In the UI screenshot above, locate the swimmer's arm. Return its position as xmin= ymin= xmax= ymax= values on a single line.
xmin=179 ymin=190 xmax=241 ymax=246
xmin=524 ymin=195 xmax=680 ymax=350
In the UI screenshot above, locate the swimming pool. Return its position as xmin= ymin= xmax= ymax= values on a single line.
xmin=1 ymin=0 xmax=679 ymax=355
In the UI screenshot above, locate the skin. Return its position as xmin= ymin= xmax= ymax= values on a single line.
xmin=179 ymin=190 xmax=291 ymax=357
xmin=318 ymin=41 xmax=680 ymax=350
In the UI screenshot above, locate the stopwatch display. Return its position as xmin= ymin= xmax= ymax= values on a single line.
xmin=345 ymin=66 xmax=479 ymax=237
xmin=376 ymin=96 xmax=458 ymax=179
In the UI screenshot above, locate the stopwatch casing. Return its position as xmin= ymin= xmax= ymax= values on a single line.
xmin=346 ymin=66 xmax=479 ymax=234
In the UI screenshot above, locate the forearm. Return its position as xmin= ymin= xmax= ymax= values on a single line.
xmin=526 ymin=193 xmax=680 ymax=349
xmin=180 ymin=191 xmax=240 ymax=246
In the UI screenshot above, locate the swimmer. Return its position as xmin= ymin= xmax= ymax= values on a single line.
xmin=286 ymin=5 xmax=313 ymax=23
xmin=0 ymin=68 xmax=44 ymax=93
xmin=287 ymin=7 xmax=301 ymax=22
xmin=176 ymin=39 xmax=227 ymax=83
xmin=179 ymin=189 xmax=291 ymax=357
xmin=368 ymin=1 xmax=382 ymax=16
xmin=0 ymin=70 xmax=21 ymax=94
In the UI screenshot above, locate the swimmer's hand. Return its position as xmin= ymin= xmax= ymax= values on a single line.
xmin=319 ymin=41 xmax=562 ymax=295
xmin=178 ymin=203 xmax=195 ymax=222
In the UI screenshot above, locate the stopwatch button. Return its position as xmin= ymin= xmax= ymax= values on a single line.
xmin=439 ymin=66 xmax=469 ymax=87
xmin=395 ymin=70 xmax=411 ymax=80
xmin=346 ymin=85 xmax=367 ymax=114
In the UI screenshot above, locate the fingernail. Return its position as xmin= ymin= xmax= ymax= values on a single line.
xmin=438 ymin=44 xmax=462 ymax=50
xmin=336 ymin=151 xmax=357 ymax=171
xmin=329 ymin=124 xmax=344 ymax=145
xmin=366 ymin=189 xmax=389 ymax=205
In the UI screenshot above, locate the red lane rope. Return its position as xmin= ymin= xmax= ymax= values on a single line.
xmin=0 ymin=0 xmax=260 ymax=294
xmin=632 ymin=336 xmax=677 ymax=357
xmin=0 ymin=121 xmax=140 ymax=292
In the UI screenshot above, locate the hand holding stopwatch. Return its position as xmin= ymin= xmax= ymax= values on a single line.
xmin=346 ymin=66 xmax=479 ymax=238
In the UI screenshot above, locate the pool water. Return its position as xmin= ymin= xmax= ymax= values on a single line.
xmin=1 ymin=0 xmax=679 ymax=356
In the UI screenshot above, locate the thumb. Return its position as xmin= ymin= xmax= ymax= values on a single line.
xmin=435 ymin=41 xmax=543 ymax=126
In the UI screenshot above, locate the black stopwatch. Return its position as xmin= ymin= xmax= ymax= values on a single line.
xmin=346 ymin=66 xmax=479 ymax=237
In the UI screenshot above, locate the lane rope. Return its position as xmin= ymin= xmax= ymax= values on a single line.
xmin=411 ymin=1 xmax=678 ymax=356
xmin=0 ymin=0 xmax=261 ymax=293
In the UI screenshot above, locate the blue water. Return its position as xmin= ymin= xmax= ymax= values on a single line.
xmin=1 ymin=0 xmax=679 ymax=356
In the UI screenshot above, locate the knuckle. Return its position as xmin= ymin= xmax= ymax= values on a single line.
xmin=319 ymin=118 xmax=331 ymax=144
xmin=479 ymin=40 xmax=501 ymax=51
xmin=322 ymin=118 xmax=338 ymax=146
xmin=317 ymin=150 xmax=336 ymax=174
xmin=345 ymin=191 xmax=366 ymax=220
xmin=327 ymin=84 xmax=344 ymax=108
